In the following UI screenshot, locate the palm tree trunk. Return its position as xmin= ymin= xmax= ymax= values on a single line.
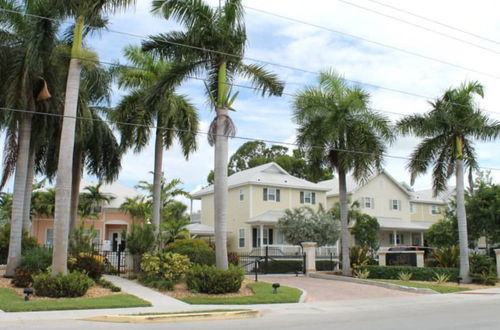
xmin=5 ymin=114 xmax=32 ymax=277
xmin=338 ymin=168 xmax=351 ymax=276
xmin=214 ymin=107 xmax=229 ymax=270
xmin=152 ymin=114 xmax=164 ymax=235
xmin=52 ymin=16 xmax=84 ymax=275
xmin=22 ymin=147 xmax=35 ymax=233
xmin=456 ymin=158 xmax=471 ymax=283
xmin=69 ymin=145 xmax=83 ymax=235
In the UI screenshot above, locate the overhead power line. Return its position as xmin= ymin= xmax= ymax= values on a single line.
xmin=365 ymin=0 xmax=500 ymax=47
xmin=1 ymin=105 xmax=500 ymax=172
xmin=2 ymin=6 xmax=500 ymax=118
xmin=337 ymin=0 xmax=500 ymax=56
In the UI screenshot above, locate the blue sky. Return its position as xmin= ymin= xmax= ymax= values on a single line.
xmin=4 ymin=0 xmax=500 ymax=210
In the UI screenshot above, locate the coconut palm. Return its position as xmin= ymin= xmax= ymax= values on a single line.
xmin=78 ymin=183 xmax=114 ymax=219
xmin=293 ymin=70 xmax=393 ymax=276
xmin=111 ymin=45 xmax=198 ymax=233
xmin=136 ymin=176 xmax=191 ymax=210
xmin=143 ymin=0 xmax=284 ymax=268
xmin=0 ymin=0 xmax=60 ymax=276
xmin=397 ymin=81 xmax=500 ymax=283
xmin=120 ymin=196 xmax=151 ymax=221
xmin=32 ymin=188 xmax=56 ymax=218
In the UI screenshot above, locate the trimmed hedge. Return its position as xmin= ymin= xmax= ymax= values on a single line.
xmin=186 ymin=265 xmax=244 ymax=294
xmin=362 ymin=265 xmax=458 ymax=282
xmin=258 ymin=260 xmax=337 ymax=273
xmin=166 ymin=239 xmax=215 ymax=266
xmin=33 ymin=271 xmax=94 ymax=298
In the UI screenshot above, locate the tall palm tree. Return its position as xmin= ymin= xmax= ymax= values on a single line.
xmin=136 ymin=176 xmax=191 ymax=210
xmin=51 ymin=0 xmax=134 ymax=275
xmin=32 ymin=188 xmax=56 ymax=218
xmin=0 ymin=0 xmax=60 ymax=276
xmin=143 ymin=0 xmax=284 ymax=268
xmin=120 ymin=195 xmax=151 ymax=222
xmin=397 ymin=81 xmax=500 ymax=283
xmin=112 ymin=45 xmax=198 ymax=233
xmin=78 ymin=183 xmax=113 ymax=219
xmin=293 ymin=70 xmax=393 ymax=276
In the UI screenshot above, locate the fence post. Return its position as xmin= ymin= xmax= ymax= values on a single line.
xmin=254 ymin=259 xmax=258 ymax=282
xmin=330 ymin=252 xmax=334 ymax=271
xmin=117 ymin=244 xmax=121 ymax=276
xmin=303 ymin=253 xmax=306 ymax=275
xmin=301 ymin=242 xmax=317 ymax=274
xmin=264 ymin=246 xmax=269 ymax=274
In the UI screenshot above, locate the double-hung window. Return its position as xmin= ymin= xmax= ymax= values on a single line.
xmin=390 ymin=199 xmax=401 ymax=211
xmin=409 ymin=202 xmax=416 ymax=214
xmin=300 ymin=191 xmax=316 ymax=204
xmin=263 ymin=187 xmax=280 ymax=202
xmin=361 ymin=197 xmax=374 ymax=209
xmin=239 ymin=189 xmax=244 ymax=201
xmin=45 ymin=228 xmax=54 ymax=246
xmin=238 ymin=229 xmax=245 ymax=248
xmin=430 ymin=205 xmax=441 ymax=215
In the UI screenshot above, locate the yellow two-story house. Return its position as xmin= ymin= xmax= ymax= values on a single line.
xmin=191 ymin=162 xmax=330 ymax=253
xmin=318 ymin=171 xmax=453 ymax=249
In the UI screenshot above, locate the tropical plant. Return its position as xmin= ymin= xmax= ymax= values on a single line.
xmin=32 ymin=188 xmax=56 ymax=217
xmin=78 ymin=183 xmax=113 ymax=219
xmin=68 ymin=224 xmax=97 ymax=254
xmin=354 ymin=269 xmax=370 ymax=279
xmin=397 ymin=271 xmax=413 ymax=281
xmin=122 ymin=224 xmax=156 ymax=272
xmin=143 ymin=0 xmax=284 ymax=268
xmin=433 ymin=246 xmax=459 ymax=268
xmin=433 ymin=272 xmax=451 ymax=284
xmin=112 ymin=45 xmax=198 ymax=233
xmin=119 ymin=195 xmax=151 ymax=221
xmin=397 ymin=81 xmax=500 ymax=283
xmin=0 ymin=0 xmax=60 ymax=277
xmin=426 ymin=216 xmax=459 ymax=248
xmin=136 ymin=176 xmax=191 ymax=210
xmin=293 ymin=70 xmax=393 ymax=276
xmin=140 ymin=252 xmax=191 ymax=283
xmin=166 ymin=238 xmax=215 ymax=266
xmin=50 ymin=0 xmax=135 ymax=276
xmin=0 ymin=192 xmax=13 ymax=225
xmin=349 ymin=246 xmax=372 ymax=274
xmin=277 ymin=205 xmax=340 ymax=246
xmin=350 ymin=212 xmax=380 ymax=252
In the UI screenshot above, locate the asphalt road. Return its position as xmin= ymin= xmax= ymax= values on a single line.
xmin=2 ymin=292 xmax=499 ymax=330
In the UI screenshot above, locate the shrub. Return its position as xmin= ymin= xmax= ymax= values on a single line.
xmin=68 ymin=254 xmax=105 ymax=281
xmin=228 ymin=252 xmax=240 ymax=266
xmin=434 ymin=272 xmax=451 ymax=284
xmin=362 ymin=265 xmax=458 ymax=282
xmin=186 ymin=264 xmax=244 ymax=294
xmin=96 ymin=278 xmax=121 ymax=292
xmin=355 ymin=269 xmax=370 ymax=279
xmin=262 ymin=260 xmax=303 ymax=273
xmin=138 ymin=276 xmax=174 ymax=291
xmin=33 ymin=271 xmax=94 ymax=298
xmin=397 ymin=271 xmax=413 ymax=281
xmin=433 ymin=246 xmax=459 ymax=268
xmin=69 ymin=225 xmax=98 ymax=254
xmin=0 ymin=224 xmax=39 ymax=264
xmin=350 ymin=246 xmax=372 ymax=273
xmin=12 ymin=247 xmax=53 ymax=288
xmin=123 ymin=224 xmax=156 ymax=272
xmin=166 ymin=239 xmax=215 ymax=266
xmin=12 ymin=268 xmax=35 ymax=287
xmin=316 ymin=260 xmax=338 ymax=271
xmin=470 ymin=254 xmax=497 ymax=285
xmin=140 ymin=252 xmax=191 ymax=283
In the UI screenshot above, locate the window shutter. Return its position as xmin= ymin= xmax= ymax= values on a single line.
xmin=389 ymin=200 xmax=393 ymax=210
xmin=371 ymin=198 xmax=375 ymax=209
xmin=300 ymin=191 xmax=304 ymax=204
xmin=398 ymin=200 xmax=401 ymax=210
xmin=312 ymin=192 xmax=316 ymax=204
xmin=276 ymin=189 xmax=280 ymax=202
xmin=263 ymin=188 xmax=267 ymax=201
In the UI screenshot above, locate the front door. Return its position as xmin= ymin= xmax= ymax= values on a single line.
xmin=109 ymin=230 xmax=126 ymax=252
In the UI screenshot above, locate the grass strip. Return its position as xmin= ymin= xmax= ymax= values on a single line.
xmin=181 ymin=282 xmax=302 ymax=305
xmin=0 ymin=288 xmax=151 ymax=312
xmin=375 ymin=280 xmax=471 ymax=293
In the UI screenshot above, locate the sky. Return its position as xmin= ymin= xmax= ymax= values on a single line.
xmin=4 ymin=0 xmax=500 ymax=212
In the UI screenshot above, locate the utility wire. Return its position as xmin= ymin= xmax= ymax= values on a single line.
xmin=1 ymin=105 xmax=500 ymax=172
xmin=243 ymin=5 xmax=500 ymax=80
xmin=337 ymin=0 xmax=500 ymax=56
xmin=0 ymin=6 xmax=500 ymax=114
xmin=365 ymin=0 xmax=500 ymax=47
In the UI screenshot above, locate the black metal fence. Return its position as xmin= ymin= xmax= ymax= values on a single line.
xmin=238 ymin=246 xmax=306 ymax=275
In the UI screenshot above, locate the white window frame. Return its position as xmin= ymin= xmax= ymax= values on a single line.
xmin=362 ymin=197 xmax=374 ymax=209
xmin=238 ymin=228 xmax=245 ymax=248
xmin=390 ymin=199 xmax=401 ymax=211
xmin=45 ymin=228 xmax=54 ymax=246
xmin=239 ymin=188 xmax=244 ymax=202
xmin=409 ymin=202 xmax=416 ymax=214
xmin=430 ymin=205 xmax=441 ymax=215
xmin=304 ymin=191 xmax=312 ymax=204
xmin=389 ymin=233 xmax=404 ymax=245
xmin=265 ymin=188 xmax=278 ymax=202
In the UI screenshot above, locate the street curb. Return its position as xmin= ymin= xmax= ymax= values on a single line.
xmin=298 ymin=288 xmax=307 ymax=303
xmin=309 ymin=273 xmax=438 ymax=294
xmin=82 ymin=309 xmax=260 ymax=323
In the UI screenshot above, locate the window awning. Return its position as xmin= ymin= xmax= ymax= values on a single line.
xmin=246 ymin=210 xmax=286 ymax=224
xmin=377 ymin=217 xmax=434 ymax=231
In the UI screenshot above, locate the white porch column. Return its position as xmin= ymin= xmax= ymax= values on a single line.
xmin=420 ymin=232 xmax=424 ymax=246
xmin=259 ymin=224 xmax=264 ymax=248
xmin=393 ymin=230 xmax=398 ymax=246
xmin=302 ymin=242 xmax=317 ymax=273
xmin=495 ymin=249 xmax=500 ymax=279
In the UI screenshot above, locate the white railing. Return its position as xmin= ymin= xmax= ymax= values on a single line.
xmin=251 ymin=244 xmax=338 ymax=257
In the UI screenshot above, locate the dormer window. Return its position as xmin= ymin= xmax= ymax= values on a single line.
xmin=300 ymin=191 xmax=316 ymax=204
xmin=263 ymin=187 xmax=280 ymax=202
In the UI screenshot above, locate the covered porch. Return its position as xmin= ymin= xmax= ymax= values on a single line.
xmin=376 ymin=218 xmax=434 ymax=248
xmin=103 ymin=220 xmax=128 ymax=252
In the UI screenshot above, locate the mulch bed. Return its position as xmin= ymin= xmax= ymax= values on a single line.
xmin=157 ymin=280 xmax=254 ymax=299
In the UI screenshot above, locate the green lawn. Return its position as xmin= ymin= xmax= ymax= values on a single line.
xmin=181 ymin=282 xmax=302 ymax=305
xmin=376 ymin=280 xmax=471 ymax=294
xmin=0 ymin=288 xmax=151 ymax=312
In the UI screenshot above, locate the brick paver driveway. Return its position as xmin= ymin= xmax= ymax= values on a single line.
xmin=257 ymin=275 xmax=418 ymax=302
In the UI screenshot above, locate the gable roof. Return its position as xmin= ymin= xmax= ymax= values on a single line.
xmin=411 ymin=187 xmax=455 ymax=204
xmin=191 ymin=162 xmax=330 ymax=198
xmin=318 ymin=171 xmax=411 ymax=197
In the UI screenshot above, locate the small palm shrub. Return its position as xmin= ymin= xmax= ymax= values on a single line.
xmin=470 ymin=254 xmax=497 ymax=285
xmin=166 ymin=239 xmax=215 ymax=265
xmin=12 ymin=247 xmax=52 ymax=287
xmin=186 ymin=264 xmax=244 ymax=294
xmin=350 ymin=246 xmax=372 ymax=274
xmin=354 ymin=269 xmax=370 ymax=279
xmin=140 ymin=252 xmax=191 ymax=283
xmin=433 ymin=272 xmax=451 ymax=284
xmin=33 ymin=271 xmax=94 ymax=298
xmin=433 ymin=246 xmax=459 ymax=268
xmin=397 ymin=272 xmax=413 ymax=281
xmin=68 ymin=254 xmax=105 ymax=281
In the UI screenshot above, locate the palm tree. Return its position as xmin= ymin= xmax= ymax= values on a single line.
xmin=0 ymin=0 xmax=60 ymax=276
xmin=111 ymin=45 xmax=198 ymax=233
xmin=143 ymin=0 xmax=284 ymax=269
xmin=293 ymin=70 xmax=393 ymax=276
xmin=78 ymin=183 xmax=114 ymax=220
xmin=32 ymin=188 xmax=56 ymax=218
xmin=136 ymin=176 xmax=191 ymax=210
xmin=120 ymin=196 xmax=151 ymax=222
xmin=51 ymin=0 xmax=134 ymax=275
xmin=397 ymin=81 xmax=500 ymax=283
